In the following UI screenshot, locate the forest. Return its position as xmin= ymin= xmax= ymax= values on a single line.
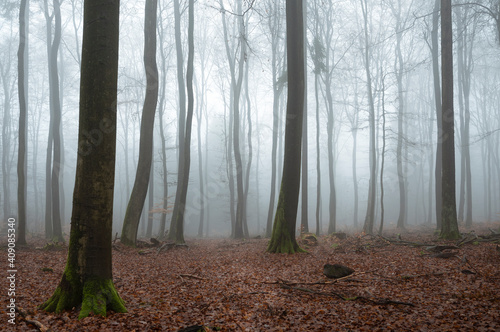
xmin=1 ymin=0 xmax=499 ymax=330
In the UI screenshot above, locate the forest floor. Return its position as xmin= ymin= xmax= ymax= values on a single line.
xmin=2 ymin=223 xmax=500 ymax=331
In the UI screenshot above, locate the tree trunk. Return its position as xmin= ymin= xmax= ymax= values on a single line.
xmin=41 ymin=0 xmax=126 ymax=318
xmin=121 ymin=0 xmax=158 ymax=246
xmin=440 ymin=0 xmax=460 ymax=240
xmin=170 ymin=0 xmax=195 ymax=244
xmin=379 ymin=72 xmax=387 ymax=235
xmin=301 ymin=0 xmax=308 ymax=234
xmin=169 ymin=0 xmax=187 ymax=240
xmin=157 ymin=0 xmax=169 ymax=239
xmin=243 ymin=58 xmax=252 ymax=238
xmin=267 ymin=0 xmax=305 ymax=254
xmin=265 ymin=0 xmax=285 ymax=238
xmin=431 ymin=0 xmax=443 ymax=230
xmin=146 ymin=151 xmax=154 ymax=238
xmin=393 ymin=0 xmax=406 ymax=230
xmin=361 ymin=0 xmax=376 ymax=235
xmin=0 ymin=57 xmax=12 ymax=220
xmin=49 ymin=0 xmax=64 ymax=242
xmin=17 ymin=0 xmax=29 ymax=246
xmin=314 ymin=68 xmax=322 ymax=235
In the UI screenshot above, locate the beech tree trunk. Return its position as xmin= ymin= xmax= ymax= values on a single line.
xmin=440 ymin=0 xmax=460 ymax=240
xmin=17 ymin=0 xmax=29 ymax=246
xmin=41 ymin=0 xmax=126 ymax=318
xmin=49 ymin=0 xmax=64 ymax=242
xmin=361 ymin=0 xmax=376 ymax=235
xmin=431 ymin=0 xmax=443 ymax=229
xmin=121 ymin=0 xmax=159 ymax=246
xmin=170 ymin=0 xmax=195 ymax=244
xmin=267 ymin=0 xmax=305 ymax=254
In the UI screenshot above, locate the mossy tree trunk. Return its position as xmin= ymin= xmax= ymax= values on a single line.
xmin=121 ymin=0 xmax=158 ymax=246
xmin=41 ymin=0 xmax=126 ymax=318
xmin=267 ymin=0 xmax=305 ymax=254
xmin=439 ymin=0 xmax=460 ymax=240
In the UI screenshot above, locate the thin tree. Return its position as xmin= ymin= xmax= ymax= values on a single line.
xmin=440 ymin=0 xmax=460 ymax=239
xmin=121 ymin=0 xmax=159 ymax=246
xmin=265 ymin=0 xmax=286 ymax=237
xmin=168 ymin=0 xmax=186 ymax=239
xmin=41 ymin=0 xmax=126 ymax=317
xmin=43 ymin=0 xmax=54 ymax=240
xmin=156 ymin=0 xmax=171 ymax=239
xmin=0 ymin=44 xmax=13 ymax=221
xmin=360 ymin=0 xmax=377 ymax=235
xmin=301 ymin=0 xmax=308 ymax=234
xmin=391 ymin=0 xmax=406 ymax=230
xmin=431 ymin=0 xmax=443 ymax=229
xmin=17 ymin=0 xmax=28 ymax=246
xmin=47 ymin=0 xmax=64 ymax=242
xmin=267 ymin=0 xmax=306 ymax=254
xmin=219 ymin=0 xmax=247 ymax=239
xmin=169 ymin=0 xmax=195 ymax=244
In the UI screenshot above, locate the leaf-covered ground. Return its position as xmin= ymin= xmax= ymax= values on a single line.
xmin=2 ymin=224 xmax=500 ymax=331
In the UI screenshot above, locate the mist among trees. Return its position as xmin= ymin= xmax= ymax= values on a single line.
xmin=1 ymin=0 xmax=500 ymax=247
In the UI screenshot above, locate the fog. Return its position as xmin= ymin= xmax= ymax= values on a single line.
xmin=1 ymin=0 xmax=499 ymax=239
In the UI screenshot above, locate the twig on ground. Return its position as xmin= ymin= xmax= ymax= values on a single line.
xmin=279 ymin=283 xmax=414 ymax=307
xmin=179 ymin=274 xmax=206 ymax=280
xmin=16 ymin=306 xmax=52 ymax=332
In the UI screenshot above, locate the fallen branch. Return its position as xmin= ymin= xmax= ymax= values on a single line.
xmin=399 ymin=271 xmax=453 ymax=280
xmin=279 ymin=283 xmax=414 ymax=307
xmin=16 ymin=306 xmax=52 ymax=332
xmin=156 ymin=242 xmax=175 ymax=254
xmin=379 ymin=235 xmax=433 ymax=247
xmin=179 ymin=274 xmax=205 ymax=280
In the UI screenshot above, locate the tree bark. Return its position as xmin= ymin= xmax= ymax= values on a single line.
xmin=169 ymin=0 xmax=187 ymax=240
xmin=49 ymin=0 xmax=64 ymax=242
xmin=17 ymin=0 xmax=29 ymax=246
xmin=41 ymin=0 xmax=126 ymax=318
xmin=431 ymin=0 xmax=443 ymax=230
xmin=121 ymin=0 xmax=159 ymax=246
xmin=393 ymin=0 xmax=406 ymax=230
xmin=361 ymin=0 xmax=376 ymax=235
xmin=265 ymin=0 xmax=285 ymax=238
xmin=440 ymin=0 xmax=460 ymax=240
xmin=170 ymin=0 xmax=195 ymax=244
xmin=0 ymin=56 xmax=12 ymax=220
xmin=301 ymin=0 xmax=308 ymax=234
xmin=267 ymin=0 xmax=305 ymax=254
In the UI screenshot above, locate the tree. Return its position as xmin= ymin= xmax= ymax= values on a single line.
xmin=301 ymin=0 xmax=308 ymax=234
xmin=17 ymin=0 xmax=28 ymax=246
xmin=169 ymin=0 xmax=195 ymax=244
xmin=267 ymin=0 xmax=305 ymax=254
xmin=121 ymin=0 xmax=159 ymax=246
xmin=360 ymin=0 xmax=377 ymax=235
xmin=41 ymin=0 xmax=126 ymax=318
xmin=440 ymin=0 xmax=460 ymax=240
xmin=455 ymin=5 xmax=475 ymax=228
xmin=264 ymin=0 xmax=286 ymax=238
xmin=44 ymin=0 xmax=64 ymax=242
xmin=0 ymin=37 xmax=14 ymax=222
xmin=219 ymin=0 xmax=247 ymax=239
xmin=156 ymin=0 xmax=172 ymax=239
xmin=391 ymin=0 xmax=407 ymax=230
xmin=431 ymin=0 xmax=443 ymax=230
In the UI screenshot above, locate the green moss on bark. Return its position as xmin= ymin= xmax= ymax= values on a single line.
xmin=40 ymin=262 xmax=81 ymax=313
xmin=79 ymin=278 xmax=126 ymax=319
xmin=267 ymin=193 xmax=305 ymax=254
